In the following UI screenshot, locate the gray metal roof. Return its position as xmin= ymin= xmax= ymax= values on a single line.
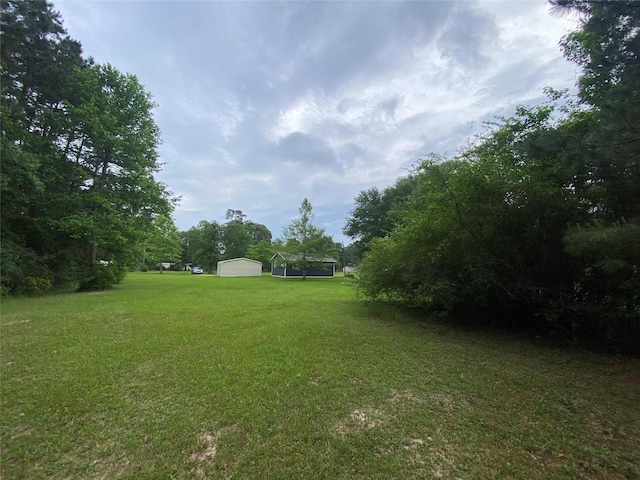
xmin=270 ymin=252 xmax=337 ymax=263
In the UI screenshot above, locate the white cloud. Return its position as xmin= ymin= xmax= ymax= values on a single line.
xmin=53 ymin=0 xmax=580 ymax=242
xmin=173 ymin=87 xmax=243 ymax=143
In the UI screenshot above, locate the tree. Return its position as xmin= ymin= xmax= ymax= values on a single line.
xmin=182 ymin=211 xmax=273 ymax=270
xmin=281 ymin=199 xmax=335 ymax=280
xmin=350 ymin=2 xmax=640 ymax=351
xmin=554 ymin=0 xmax=640 ymax=222
xmin=218 ymin=210 xmax=272 ymax=258
xmin=60 ymin=63 xmax=173 ymax=286
xmin=245 ymin=221 xmax=272 ymax=243
xmin=185 ymin=220 xmax=221 ymax=273
xmin=246 ymin=240 xmax=276 ymax=271
xmin=343 ymin=176 xmax=418 ymax=260
xmin=145 ymin=215 xmax=182 ymax=273
xmin=225 ymin=209 xmax=246 ymax=223
xmin=220 ymin=221 xmax=252 ymax=260
xmin=1 ymin=2 xmax=175 ymax=293
xmin=1 ymin=0 xmax=84 ymax=293
xmin=356 ymin=106 xmax=584 ymax=321
xmin=0 ymin=0 xmax=83 ymax=132
xmin=552 ymin=0 xmax=640 ymax=348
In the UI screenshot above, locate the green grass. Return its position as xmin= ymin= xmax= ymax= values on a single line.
xmin=2 ymin=272 xmax=639 ymax=479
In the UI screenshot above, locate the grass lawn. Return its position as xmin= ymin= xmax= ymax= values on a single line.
xmin=1 ymin=272 xmax=639 ymax=479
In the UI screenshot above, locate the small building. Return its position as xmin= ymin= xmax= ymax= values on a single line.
xmin=216 ymin=258 xmax=262 ymax=277
xmin=270 ymin=252 xmax=337 ymax=278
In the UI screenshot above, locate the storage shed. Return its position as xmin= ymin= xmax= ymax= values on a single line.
xmin=216 ymin=258 xmax=262 ymax=277
xmin=270 ymin=252 xmax=337 ymax=278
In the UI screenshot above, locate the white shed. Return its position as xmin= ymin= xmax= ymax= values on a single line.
xmin=216 ymin=258 xmax=262 ymax=277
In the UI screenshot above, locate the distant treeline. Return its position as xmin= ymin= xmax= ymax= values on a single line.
xmin=180 ymin=205 xmax=353 ymax=274
xmin=179 ymin=210 xmax=275 ymax=273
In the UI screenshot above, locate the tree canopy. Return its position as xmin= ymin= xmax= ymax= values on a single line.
xmin=145 ymin=215 xmax=182 ymax=273
xmin=1 ymin=1 xmax=174 ymax=292
xmin=343 ymin=176 xmax=418 ymax=261
xmin=181 ymin=210 xmax=273 ymax=272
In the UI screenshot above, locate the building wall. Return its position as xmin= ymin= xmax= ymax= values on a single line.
xmin=217 ymin=258 xmax=262 ymax=277
xmin=271 ymin=263 xmax=335 ymax=278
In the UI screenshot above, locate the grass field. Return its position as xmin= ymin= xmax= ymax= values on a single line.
xmin=1 ymin=272 xmax=639 ymax=479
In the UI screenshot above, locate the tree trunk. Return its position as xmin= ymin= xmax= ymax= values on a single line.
xmin=90 ymin=241 xmax=97 ymax=264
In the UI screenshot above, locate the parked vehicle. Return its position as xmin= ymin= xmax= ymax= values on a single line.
xmin=191 ymin=266 xmax=203 ymax=274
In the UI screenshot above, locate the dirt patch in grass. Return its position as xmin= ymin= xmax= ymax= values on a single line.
xmin=190 ymin=427 xmax=233 ymax=478
xmin=335 ymin=388 xmax=454 ymax=436
xmin=335 ymin=407 xmax=389 ymax=435
xmin=389 ymin=388 xmax=425 ymax=405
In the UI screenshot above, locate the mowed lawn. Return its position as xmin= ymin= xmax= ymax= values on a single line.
xmin=1 ymin=273 xmax=639 ymax=479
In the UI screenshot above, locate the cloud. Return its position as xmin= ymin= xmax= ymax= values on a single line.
xmin=173 ymin=89 xmax=243 ymax=143
xmin=53 ymin=0 xmax=579 ymax=242
xmin=273 ymin=132 xmax=340 ymax=171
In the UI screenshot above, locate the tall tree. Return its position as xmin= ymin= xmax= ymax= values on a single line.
xmin=220 ymin=221 xmax=252 ymax=260
xmin=245 ymin=221 xmax=272 ymax=243
xmin=1 ymin=2 xmax=174 ymax=292
xmin=185 ymin=220 xmax=221 ymax=273
xmin=553 ymin=0 xmax=640 ymax=347
xmin=1 ymin=0 xmax=84 ymax=293
xmin=145 ymin=215 xmax=182 ymax=273
xmin=0 ymin=0 xmax=83 ymax=132
xmin=60 ymin=64 xmax=172 ymax=273
xmin=281 ymin=199 xmax=335 ymax=280
xmin=553 ymin=0 xmax=640 ymax=222
xmin=225 ymin=209 xmax=246 ymax=223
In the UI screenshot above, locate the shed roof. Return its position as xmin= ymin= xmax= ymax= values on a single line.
xmin=271 ymin=252 xmax=337 ymax=264
xmin=218 ymin=257 xmax=261 ymax=265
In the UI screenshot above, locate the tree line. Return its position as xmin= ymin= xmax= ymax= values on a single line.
xmin=1 ymin=0 xmax=176 ymax=293
xmin=343 ymin=0 xmax=640 ymax=352
xmin=177 ymin=209 xmax=273 ymax=273
xmin=0 ymin=2 xmax=343 ymax=286
xmin=178 ymin=202 xmax=341 ymax=276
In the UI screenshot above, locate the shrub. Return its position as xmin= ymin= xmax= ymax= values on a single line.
xmin=77 ymin=263 xmax=127 ymax=291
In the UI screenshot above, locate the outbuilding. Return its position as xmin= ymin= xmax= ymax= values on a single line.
xmin=270 ymin=252 xmax=336 ymax=278
xmin=216 ymin=258 xmax=262 ymax=277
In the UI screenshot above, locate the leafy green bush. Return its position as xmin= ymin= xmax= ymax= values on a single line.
xmin=22 ymin=276 xmax=53 ymax=295
xmin=0 ymin=237 xmax=56 ymax=295
xmin=354 ymin=104 xmax=639 ymax=352
xmin=562 ymin=221 xmax=640 ymax=351
xmin=77 ymin=263 xmax=127 ymax=291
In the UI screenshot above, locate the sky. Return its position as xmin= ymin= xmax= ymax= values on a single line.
xmin=53 ymin=0 xmax=580 ymax=244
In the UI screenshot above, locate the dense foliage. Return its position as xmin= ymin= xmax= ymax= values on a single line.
xmin=144 ymin=215 xmax=182 ymax=272
xmin=181 ymin=211 xmax=273 ymax=273
xmin=348 ymin=1 xmax=639 ymax=352
xmin=343 ymin=176 xmax=418 ymax=261
xmin=1 ymin=0 xmax=174 ymax=292
xmin=181 ymin=203 xmax=339 ymax=275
